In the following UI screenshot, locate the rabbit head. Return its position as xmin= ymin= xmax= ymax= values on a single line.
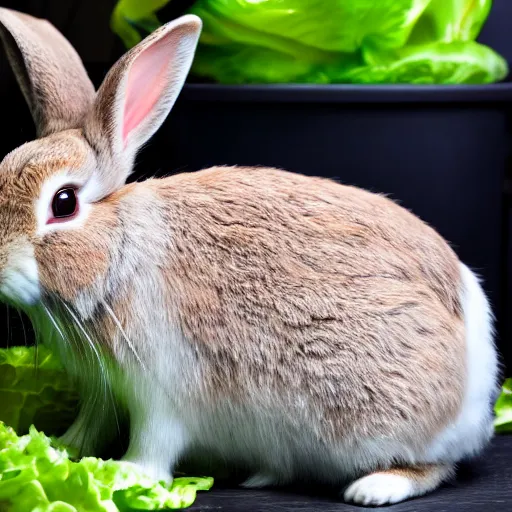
xmin=0 ymin=7 xmax=201 ymax=308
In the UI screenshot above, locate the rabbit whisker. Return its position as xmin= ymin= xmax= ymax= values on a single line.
xmin=15 ymin=308 xmax=28 ymax=347
xmin=59 ymin=300 xmax=108 ymax=392
xmin=58 ymin=299 xmax=122 ymax=443
xmin=5 ymin=304 xmax=10 ymax=349
xmin=101 ymin=299 xmax=146 ymax=371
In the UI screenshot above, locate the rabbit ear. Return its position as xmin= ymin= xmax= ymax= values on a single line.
xmin=0 ymin=8 xmax=95 ymax=138
xmin=84 ymin=15 xmax=202 ymax=196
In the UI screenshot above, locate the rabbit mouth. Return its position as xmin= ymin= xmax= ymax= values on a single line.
xmin=0 ymin=248 xmax=40 ymax=306
xmin=0 ymin=272 xmax=40 ymax=306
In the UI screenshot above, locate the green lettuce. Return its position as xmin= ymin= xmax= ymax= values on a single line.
xmin=111 ymin=0 xmax=171 ymax=48
xmin=0 ymin=346 xmax=78 ymax=436
xmin=110 ymin=0 xmax=508 ymax=84
xmin=0 ymin=422 xmax=213 ymax=511
xmin=0 ymin=346 xmax=213 ymax=510
xmin=494 ymin=378 xmax=512 ymax=433
xmin=408 ymin=0 xmax=493 ymax=44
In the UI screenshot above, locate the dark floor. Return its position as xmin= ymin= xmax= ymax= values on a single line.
xmin=189 ymin=435 xmax=512 ymax=511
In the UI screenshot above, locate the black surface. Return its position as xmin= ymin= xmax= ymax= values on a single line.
xmin=189 ymin=435 xmax=512 ymax=512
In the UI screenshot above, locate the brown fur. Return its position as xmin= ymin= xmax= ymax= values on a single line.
xmin=0 ymin=130 xmax=465 ymax=452
xmin=35 ymin=201 xmax=118 ymax=301
xmin=386 ymin=463 xmax=454 ymax=484
xmin=155 ymin=167 xmax=464 ymax=447
xmin=0 ymin=10 xmax=94 ymax=136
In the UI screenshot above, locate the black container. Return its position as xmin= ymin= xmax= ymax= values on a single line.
xmin=135 ymin=83 xmax=512 ymax=367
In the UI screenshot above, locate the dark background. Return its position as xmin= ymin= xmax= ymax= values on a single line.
xmin=0 ymin=0 xmax=511 ymax=369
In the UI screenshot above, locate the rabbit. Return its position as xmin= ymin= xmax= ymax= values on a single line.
xmin=0 ymin=7 xmax=499 ymax=506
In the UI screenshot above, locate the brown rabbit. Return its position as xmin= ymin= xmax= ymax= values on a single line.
xmin=0 ymin=7 xmax=498 ymax=506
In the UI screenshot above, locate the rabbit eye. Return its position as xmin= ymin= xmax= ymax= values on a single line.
xmin=51 ymin=187 xmax=78 ymax=219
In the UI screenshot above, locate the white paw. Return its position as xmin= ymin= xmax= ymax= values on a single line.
xmin=241 ymin=473 xmax=278 ymax=489
xmin=120 ymin=459 xmax=173 ymax=485
xmin=344 ymin=473 xmax=414 ymax=506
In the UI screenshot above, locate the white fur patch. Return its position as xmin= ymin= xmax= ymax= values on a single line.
xmin=427 ymin=263 xmax=498 ymax=461
xmin=120 ymin=369 xmax=189 ymax=484
xmin=344 ymin=473 xmax=414 ymax=506
xmin=0 ymin=241 xmax=40 ymax=305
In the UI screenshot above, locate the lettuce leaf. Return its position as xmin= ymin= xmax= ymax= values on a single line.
xmin=189 ymin=0 xmax=507 ymax=84
xmin=190 ymin=0 xmax=432 ymax=54
xmin=338 ymin=40 xmax=508 ymax=84
xmin=111 ymin=0 xmax=508 ymax=84
xmin=494 ymin=378 xmax=512 ymax=433
xmin=408 ymin=0 xmax=493 ymax=44
xmin=0 ymin=422 xmax=213 ymax=511
xmin=0 ymin=346 xmax=78 ymax=436
xmin=111 ymin=0 xmax=170 ymax=48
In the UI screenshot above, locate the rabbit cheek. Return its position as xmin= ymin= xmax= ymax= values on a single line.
xmin=34 ymin=232 xmax=110 ymax=303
